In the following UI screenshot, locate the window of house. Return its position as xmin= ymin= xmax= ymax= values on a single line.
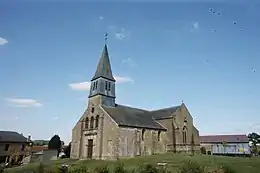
xmin=157 ymin=131 xmax=161 ymax=141
xmin=90 ymin=116 xmax=94 ymax=129
xmin=85 ymin=117 xmax=89 ymax=129
xmin=95 ymin=81 xmax=98 ymax=89
xmin=108 ymin=82 xmax=111 ymax=91
xmin=95 ymin=115 xmax=99 ymax=128
xmin=105 ymin=81 xmax=108 ymax=90
xmin=142 ymin=129 xmax=145 ymax=141
xmin=92 ymin=82 xmax=95 ymax=91
xmin=21 ymin=144 xmax=25 ymax=151
xmin=91 ymin=107 xmax=95 ymax=113
xmin=4 ymin=144 xmax=9 ymax=151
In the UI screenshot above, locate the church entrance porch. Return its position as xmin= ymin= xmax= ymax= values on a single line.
xmin=87 ymin=139 xmax=94 ymax=159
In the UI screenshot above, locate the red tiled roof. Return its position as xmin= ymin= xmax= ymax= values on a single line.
xmin=31 ymin=145 xmax=48 ymax=152
xmin=200 ymin=134 xmax=249 ymax=143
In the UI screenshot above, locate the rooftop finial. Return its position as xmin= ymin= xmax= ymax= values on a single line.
xmin=104 ymin=32 xmax=108 ymax=45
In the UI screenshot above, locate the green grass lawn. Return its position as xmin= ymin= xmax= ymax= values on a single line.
xmin=4 ymin=154 xmax=260 ymax=173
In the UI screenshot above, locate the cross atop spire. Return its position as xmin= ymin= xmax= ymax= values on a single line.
xmin=104 ymin=32 xmax=108 ymax=44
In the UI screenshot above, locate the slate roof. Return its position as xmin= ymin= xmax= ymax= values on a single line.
xmin=0 ymin=131 xmax=28 ymax=143
xmin=91 ymin=45 xmax=116 ymax=82
xmin=200 ymin=135 xmax=249 ymax=144
xmin=149 ymin=105 xmax=181 ymax=120
xmin=101 ymin=104 xmax=182 ymax=130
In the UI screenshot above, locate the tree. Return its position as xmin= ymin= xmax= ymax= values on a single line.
xmin=48 ymin=135 xmax=62 ymax=150
xmin=64 ymin=142 xmax=71 ymax=158
xmin=248 ymin=132 xmax=260 ymax=155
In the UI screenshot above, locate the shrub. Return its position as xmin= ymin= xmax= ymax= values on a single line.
xmin=114 ymin=164 xmax=128 ymax=173
xmin=134 ymin=164 xmax=167 ymax=173
xmin=211 ymin=164 xmax=236 ymax=173
xmin=200 ymin=147 xmax=206 ymax=155
xmin=177 ymin=160 xmax=205 ymax=173
xmin=94 ymin=165 xmax=109 ymax=173
xmin=69 ymin=165 xmax=89 ymax=173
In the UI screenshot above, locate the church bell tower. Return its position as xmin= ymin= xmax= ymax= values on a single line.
xmin=88 ymin=34 xmax=116 ymax=107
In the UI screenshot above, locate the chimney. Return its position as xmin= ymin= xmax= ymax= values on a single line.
xmin=27 ymin=135 xmax=31 ymax=142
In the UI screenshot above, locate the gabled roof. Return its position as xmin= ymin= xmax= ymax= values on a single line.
xmin=200 ymin=134 xmax=249 ymax=143
xmin=149 ymin=105 xmax=181 ymax=120
xmin=91 ymin=45 xmax=115 ymax=82
xmin=0 ymin=131 xmax=27 ymax=143
xmin=101 ymin=104 xmax=183 ymax=130
xmin=102 ymin=104 xmax=166 ymax=130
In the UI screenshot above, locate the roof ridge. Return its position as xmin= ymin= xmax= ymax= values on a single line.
xmin=150 ymin=105 xmax=181 ymax=112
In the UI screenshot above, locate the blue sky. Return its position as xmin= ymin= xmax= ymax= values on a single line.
xmin=1 ymin=1 xmax=260 ymax=144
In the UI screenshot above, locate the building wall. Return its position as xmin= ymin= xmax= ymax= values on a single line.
xmin=202 ymin=143 xmax=251 ymax=155
xmin=160 ymin=104 xmax=200 ymax=153
xmin=71 ymin=100 xmax=200 ymax=159
xmin=0 ymin=142 xmax=28 ymax=157
xmin=116 ymin=127 xmax=167 ymax=159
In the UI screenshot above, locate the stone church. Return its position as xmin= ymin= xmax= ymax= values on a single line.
xmin=70 ymin=43 xmax=200 ymax=160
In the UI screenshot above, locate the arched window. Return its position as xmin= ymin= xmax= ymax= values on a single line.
xmin=85 ymin=117 xmax=89 ymax=129
xmin=95 ymin=115 xmax=99 ymax=128
xmin=91 ymin=107 xmax=95 ymax=113
xmin=182 ymin=126 xmax=187 ymax=144
xmin=142 ymin=129 xmax=145 ymax=141
xmin=90 ymin=116 xmax=94 ymax=129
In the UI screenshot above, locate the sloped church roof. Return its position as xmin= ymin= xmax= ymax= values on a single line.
xmin=102 ymin=104 xmax=182 ymax=130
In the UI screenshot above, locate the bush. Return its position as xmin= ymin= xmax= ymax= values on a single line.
xmin=134 ymin=164 xmax=167 ymax=173
xmin=69 ymin=165 xmax=89 ymax=173
xmin=114 ymin=164 xmax=128 ymax=173
xmin=177 ymin=160 xmax=205 ymax=173
xmin=211 ymin=164 xmax=236 ymax=173
xmin=94 ymin=165 xmax=109 ymax=173
xmin=200 ymin=147 xmax=206 ymax=155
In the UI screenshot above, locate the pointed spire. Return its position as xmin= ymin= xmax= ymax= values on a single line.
xmin=91 ymin=44 xmax=115 ymax=82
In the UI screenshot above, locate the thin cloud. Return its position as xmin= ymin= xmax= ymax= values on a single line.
xmin=69 ymin=81 xmax=91 ymax=91
xmin=115 ymin=28 xmax=127 ymax=40
xmin=107 ymin=26 xmax=130 ymax=40
xmin=0 ymin=37 xmax=8 ymax=45
xmin=99 ymin=16 xmax=104 ymax=20
xmin=114 ymin=75 xmax=134 ymax=83
xmin=193 ymin=22 xmax=199 ymax=29
xmin=6 ymin=98 xmax=42 ymax=107
xmin=69 ymin=75 xmax=134 ymax=91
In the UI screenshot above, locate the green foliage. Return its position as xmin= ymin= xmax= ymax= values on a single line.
xmin=177 ymin=160 xmax=205 ymax=173
xmin=36 ymin=163 xmax=45 ymax=173
xmin=69 ymin=165 xmax=89 ymax=173
xmin=134 ymin=164 xmax=167 ymax=173
xmin=114 ymin=164 xmax=128 ymax=173
xmin=94 ymin=165 xmax=110 ymax=173
xmin=211 ymin=164 xmax=236 ymax=173
xmin=33 ymin=140 xmax=49 ymax=146
xmin=48 ymin=135 xmax=62 ymax=150
xmin=248 ymin=132 xmax=260 ymax=154
xmin=200 ymin=147 xmax=206 ymax=155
